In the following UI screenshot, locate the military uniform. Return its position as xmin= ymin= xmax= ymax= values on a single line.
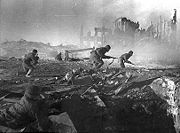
xmin=22 ymin=52 xmax=38 ymax=73
xmin=89 ymin=46 xmax=112 ymax=69
xmin=119 ymin=51 xmax=133 ymax=68
xmin=55 ymin=53 xmax=62 ymax=61
xmin=22 ymin=49 xmax=39 ymax=77
xmin=0 ymin=85 xmax=51 ymax=131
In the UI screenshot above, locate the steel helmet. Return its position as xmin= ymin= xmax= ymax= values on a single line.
xmin=129 ymin=50 xmax=133 ymax=55
xmin=32 ymin=49 xmax=38 ymax=54
xmin=105 ymin=45 xmax=111 ymax=51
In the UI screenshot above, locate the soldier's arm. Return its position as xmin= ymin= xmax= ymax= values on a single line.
xmin=102 ymin=55 xmax=117 ymax=59
xmin=123 ymin=55 xmax=134 ymax=65
xmin=102 ymin=55 xmax=112 ymax=59
xmin=31 ymin=55 xmax=39 ymax=66
xmin=125 ymin=60 xmax=134 ymax=65
xmin=30 ymin=54 xmax=36 ymax=64
xmin=96 ymin=48 xmax=115 ymax=59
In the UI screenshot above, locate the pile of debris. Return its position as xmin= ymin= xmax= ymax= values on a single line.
xmin=0 ymin=58 xmax=179 ymax=132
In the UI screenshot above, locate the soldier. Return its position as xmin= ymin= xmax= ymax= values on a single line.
xmin=0 ymin=84 xmax=52 ymax=132
xmin=22 ymin=49 xmax=39 ymax=77
xmin=55 ymin=52 xmax=62 ymax=61
xmin=119 ymin=50 xmax=134 ymax=68
xmin=64 ymin=50 xmax=69 ymax=61
xmin=89 ymin=45 xmax=116 ymax=70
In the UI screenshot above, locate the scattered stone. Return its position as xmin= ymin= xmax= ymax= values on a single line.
xmin=49 ymin=112 xmax=77 ymax=133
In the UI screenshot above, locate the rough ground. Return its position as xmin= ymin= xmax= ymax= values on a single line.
xmin=0 ymin=57 xmax=180 ymax=133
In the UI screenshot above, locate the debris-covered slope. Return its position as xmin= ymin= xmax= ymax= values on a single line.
xmin=0 ymin=58 xmax=180 ymax=133
xmin=0 ymin=39 xmax=80 ymax=59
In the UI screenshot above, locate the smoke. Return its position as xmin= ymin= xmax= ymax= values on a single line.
xmin=0 ymin=0 xmax=179 ymax=44
xmin=1 ymin=0 xmax=180 ymax=66
xmin=99 ymin=0 xmax=180 ymax=67
xmin=133 ymin=42 xmax=180 ymax=66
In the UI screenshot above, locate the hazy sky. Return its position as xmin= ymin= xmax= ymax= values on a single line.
xmin=0 ymin=0 xmax=179 ymax=45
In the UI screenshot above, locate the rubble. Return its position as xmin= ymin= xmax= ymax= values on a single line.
xmin=150 ymin=77 xmax=180 ymax=133
xmin=49 ymin=112 xmax=77 ymax=133
xmin=0 ymin=58 xmax=179 ymax=132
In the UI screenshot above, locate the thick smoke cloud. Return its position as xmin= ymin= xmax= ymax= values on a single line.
xmin=0 ymin=0 xmax=180 ymax=67
xmin=0 ymin=0 xmax=179 ymax=45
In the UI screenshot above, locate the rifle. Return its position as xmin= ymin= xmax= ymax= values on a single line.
xmin=109 ymin=56 xmax=118 ymax=59
xmin=108 ymin=57 xmax=118 ymax=65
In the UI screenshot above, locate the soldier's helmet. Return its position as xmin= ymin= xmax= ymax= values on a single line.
xmin=32 ymin=49 xmax=38 ymax=54
xmin=105 ymin=45 xmax=111 ymax=51
xmin=24 ymin=84 xmax=41 ymax=100
xmin=129 ymin=50 xmax=133 ymax=55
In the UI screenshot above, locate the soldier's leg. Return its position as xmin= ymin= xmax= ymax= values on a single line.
xmin=120 ymin=58 xmax=125 ymax=68
xmin=96 ymin=59 xmax=104 ymax=69
xmin=26 ymin=69 xmax=33 ymax=77
xmin=26 ymin=65 xmax=34 ymax=77
xmin=22 ymin=63 xmax=28 ymax=73
xmin=90 ymin=52 xmax=101 ymax=69
xmin=90 ymin=55 xmax=99 ymax=70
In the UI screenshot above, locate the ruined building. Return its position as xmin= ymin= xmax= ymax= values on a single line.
xmin=80 ymin=9 xmax=177 ymax=48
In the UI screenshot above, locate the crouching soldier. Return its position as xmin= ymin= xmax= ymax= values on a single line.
xmin=22 ymin=49 xmax=39 ymax=77
xmin=0 ymin=84 xmax=53 ymax=132
xmin=89 ymin=45 xmax=116 ymax=70
xmin=55 ymin=52 xmax=62 ymax=61
xmin=119 ymin=50 xmax=134 ymax=68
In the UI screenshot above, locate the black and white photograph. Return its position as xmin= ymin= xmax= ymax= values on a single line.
xmin=0 ymin=0 xmax=180 ymax=132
